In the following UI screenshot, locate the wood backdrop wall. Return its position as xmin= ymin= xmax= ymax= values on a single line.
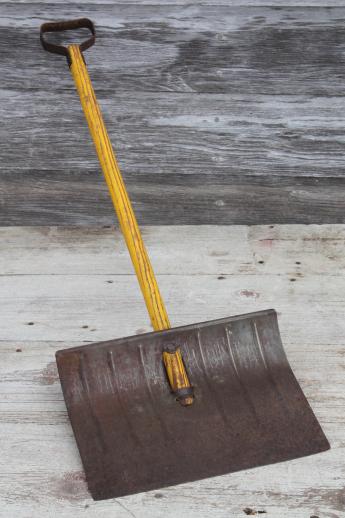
xmin=2 ymin=1 xmax=345 ymax=225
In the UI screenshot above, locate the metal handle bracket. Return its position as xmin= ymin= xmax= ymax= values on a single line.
xmin=40 ymin=18 xmax=95 ymax=62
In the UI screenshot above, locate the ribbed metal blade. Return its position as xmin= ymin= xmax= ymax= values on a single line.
xmin=56 ymin=309 xmax=329 ymax=500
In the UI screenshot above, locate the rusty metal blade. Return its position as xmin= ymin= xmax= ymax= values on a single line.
xmin=56 ymin=309 xmax=329 ymax=500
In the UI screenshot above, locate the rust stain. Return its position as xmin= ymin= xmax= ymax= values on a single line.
xmin=302 ymin=488 xmax=345 ymax=514
xmin=259 ymin=239 xmax=274 ymax=248
xmin=239 ymin=289 xmax=260 ymax=299
xmin=52 ymin=471 xmax=88 ymax=501
xmin=265 ymin=487 xmax=344 ymax=514
xmin=37 ymin=361 xmax=59 ymax=385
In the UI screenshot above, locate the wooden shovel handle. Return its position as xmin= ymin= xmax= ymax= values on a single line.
xmin=67 ymin=44 xmax=193 ymax=404
xmin=68 ymin=44 xmax=169 ymax=332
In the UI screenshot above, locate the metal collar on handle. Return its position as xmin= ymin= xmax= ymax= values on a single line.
xmin=40 ymin=18 xmax=95 ymax=61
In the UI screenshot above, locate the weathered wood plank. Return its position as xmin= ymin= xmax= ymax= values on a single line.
xmin=2 ymin=171 xmax=345 ymax=225
xmin=5 ymin=92 xmax=345 ymax=178
xmin=2 ymin=224 xmax=345 ymax=275
xmin=3 ymin=1 xmax=345 ymax=5
xmin=3 ymin=269 xmax=345 ymax=343
xmin=0 ymin=225 xmax=344 ymax=516
xmin=1 ymin=5 xmax=345 ymax=224
xmin=3 ymin=5 xmax=345 ymax=96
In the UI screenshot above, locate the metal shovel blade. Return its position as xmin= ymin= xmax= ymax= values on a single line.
xmin=56 ymin=309 xmax=329 ymax=500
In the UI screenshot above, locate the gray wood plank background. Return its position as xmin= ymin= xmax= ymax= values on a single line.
xmin=2 ymin=3 xmax=345 ymax=225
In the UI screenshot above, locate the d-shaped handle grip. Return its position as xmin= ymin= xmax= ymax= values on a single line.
xmin=40 ymin=18 xmax=95 ymax=59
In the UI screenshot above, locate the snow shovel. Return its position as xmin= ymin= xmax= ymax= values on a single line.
xmin=40 ymin=19 xmax=330 ymax=500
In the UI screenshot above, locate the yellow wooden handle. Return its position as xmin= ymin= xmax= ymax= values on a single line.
xmin=68 ymin=45 xmax=193 ymax=404
xmin=163 ymin=348 xmax=194 ymax=406
xmin=68 ymin=44 xmax=168 ymax=331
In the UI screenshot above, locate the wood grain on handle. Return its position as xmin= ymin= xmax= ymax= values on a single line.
xmin=68 ymin=44 xmax=193 ymax=403
xmin=69 ymin=44 xmax=169 ymax=332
